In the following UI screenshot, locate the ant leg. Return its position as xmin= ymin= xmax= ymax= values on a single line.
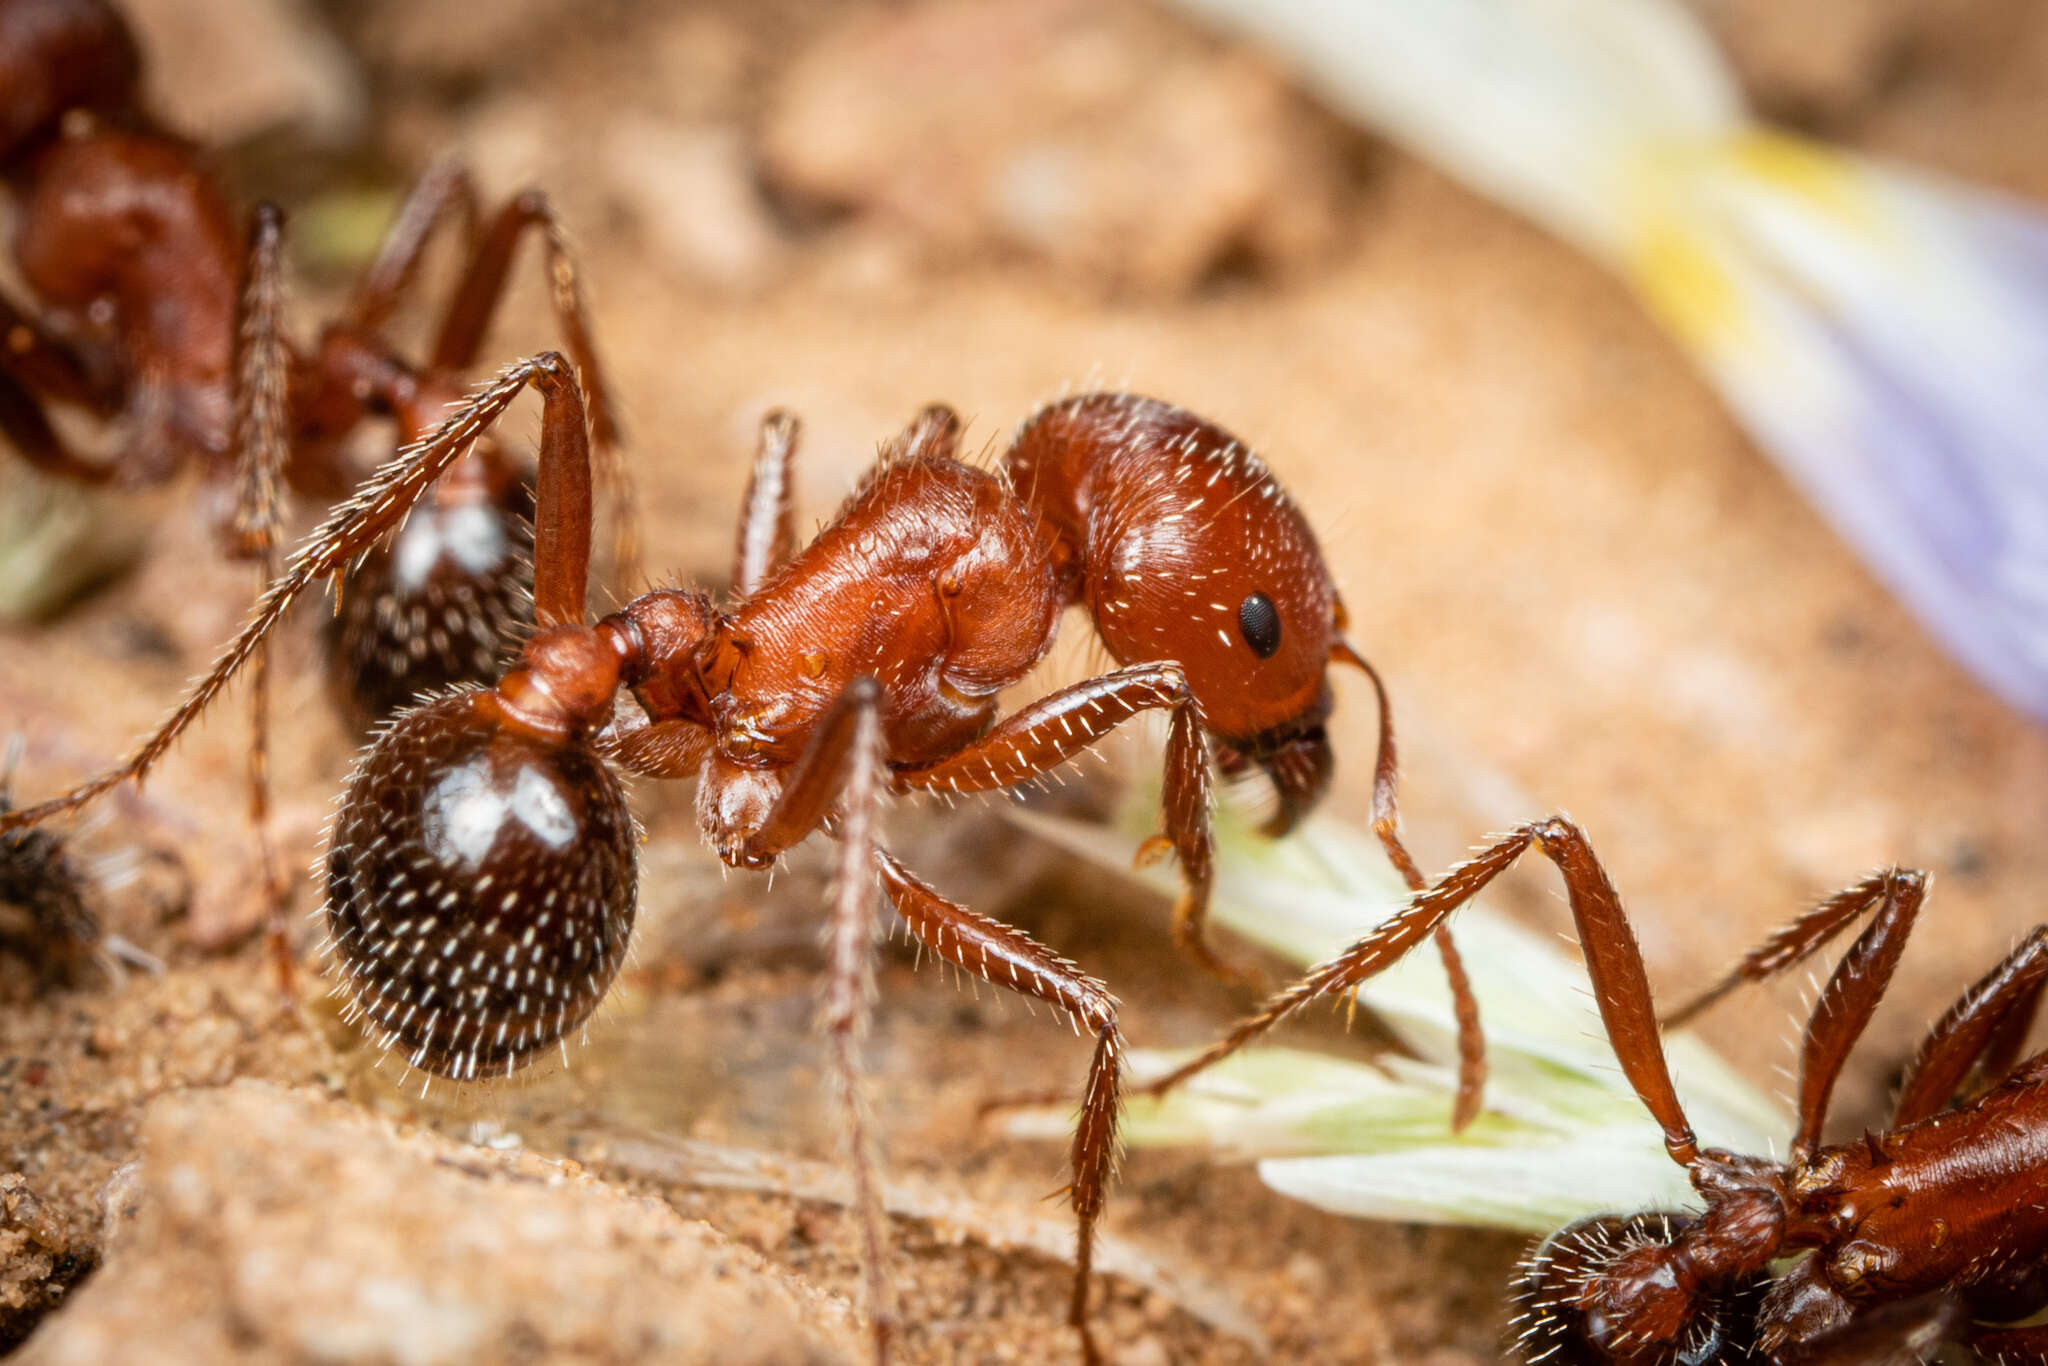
xmin=712 ymin=678 xmax=896 ymax=1360
xmin=1968 ymin=1323 xmax=2048 ymax=1364
xmin=1335 ymin=639 xmax=1486 ymax=1129
xmin=0 ymin=353 xmax=587 ymax=835
xmin=427 ymin=190 xmax=635 ymax=588
xmin=342 ymin=159 xmax=480 ymax=335
xmin=0 ymin=371 xmax=116 ymax=483
xmin=875 ymin=850 xmax=1120 ymax=1366
xmin=0 ymin=285 xmax=122 ymax=483
xmin=1137 ymin=817 xmax=1704 ymax=1163
xmin=822 ymin=687 xmax=893 ymax=1364
xmin=1662 ymin=873 xmax=1898 ymax=1028
xmin=226 ymin=204 xmax=295 ymax=992
xmin=609 ymin=719 xmax=712 ymax=780
xmin=732 ymin=410 xmax=799 ymax=595
xmin=1789 ymin=869 xmax=1926 ymax=1158
xmin=0 ymin=290 xmax=110 ymax=415
xmin=889 ymin=662 xmax=1245 ymax=985
xmin=1893 ymin=925 xmax=2048 ymax=1126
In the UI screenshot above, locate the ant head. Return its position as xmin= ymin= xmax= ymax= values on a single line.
xmin=1510 ymin=1214 xmax=1765 ymax=1365
xmin=324 ymin=692 xmax=637 ymax=1079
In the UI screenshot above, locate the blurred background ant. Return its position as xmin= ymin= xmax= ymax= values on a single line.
xmin=1 ymin=369 xmax=1466 ymax=1362
xmin=0 ymin=0 xmax=630 ymax=968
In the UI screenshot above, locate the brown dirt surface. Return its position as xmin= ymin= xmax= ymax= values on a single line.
xmin=4 ymin=0 xmax=2048 ymax=1362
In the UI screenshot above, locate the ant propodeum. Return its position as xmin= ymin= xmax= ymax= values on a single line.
xmin=1 ymin=363 xmax=1478 ymax=1362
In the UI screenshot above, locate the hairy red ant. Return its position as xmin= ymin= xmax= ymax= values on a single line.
xmin=1 ymin=365 xmax=1477 ymax=1362
xmin=1 ymin=0 xmax=625 ymax=975
xmin=1134 ymin=811 xmax=2048 ymax=1362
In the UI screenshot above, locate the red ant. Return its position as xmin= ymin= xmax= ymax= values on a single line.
xmin=1131 ymin=812 xmax=2048 ymax=1363
xmin=1 ymin=363 xmax=1481 ymax=1362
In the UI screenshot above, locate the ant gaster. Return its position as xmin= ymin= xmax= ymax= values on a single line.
xmin=0 ymin=364 xmax=1485 ymax=1362
xmin=1130 ymin=808 xmax=2048 ymax=1362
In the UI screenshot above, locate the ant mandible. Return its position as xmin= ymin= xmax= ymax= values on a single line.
xmin=1130 ymin=807 xmax=2048 ymax=1362
xmin=0 ymin=360 xmax=1480 ymax=1362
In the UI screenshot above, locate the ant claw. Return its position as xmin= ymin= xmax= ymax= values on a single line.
xmin=1131 ymin=835 xmax=1173 ymax=870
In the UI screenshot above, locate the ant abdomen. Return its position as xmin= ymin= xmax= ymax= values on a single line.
xmin=323 ymin=476 xmax=536 ymax=726
xmin=323 ymin=692 xmax=636 ymax=1079
xmin=1511 ymin=1214 xmax=1766 ymax=1365
xmin=1009 ymin=393 xmax=1340 ymax=823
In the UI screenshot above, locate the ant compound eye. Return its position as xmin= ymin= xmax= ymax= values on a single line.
xmin=323 ymin=692 xmax=637 ymax=1080
xmin=1238 ymin=591 xmax=1282 ymax=658
xmin=1508 ymin=1214 xmax=1763 ymax=1366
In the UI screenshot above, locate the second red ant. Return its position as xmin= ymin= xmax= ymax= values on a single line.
xmin=1 ymin=361 xmax=1484 ymax=1361
xmin=2 ymin=0 xmax=634 ymax=980
xmin=1129 ymin=804 xmax=2048 ymax=1362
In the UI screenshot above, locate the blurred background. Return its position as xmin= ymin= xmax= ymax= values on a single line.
xmin=3 ymin=0 xmax=2048 ymax=1361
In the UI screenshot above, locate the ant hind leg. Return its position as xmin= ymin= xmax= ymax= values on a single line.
xmin=875 ymin=850 xmax=1122 ymax=1366
xmin=1893 ymin=924 xmax=2048 ymax=1126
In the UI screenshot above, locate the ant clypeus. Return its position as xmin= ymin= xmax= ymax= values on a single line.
xmin=1132 ymin=811 xmax=2048 ymax=1362
xmin=3 ymin=362 xmax=1481 ymax=1361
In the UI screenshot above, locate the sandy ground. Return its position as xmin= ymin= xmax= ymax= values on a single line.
xmin=3 ymin=0 xmax=2048 ymax=1361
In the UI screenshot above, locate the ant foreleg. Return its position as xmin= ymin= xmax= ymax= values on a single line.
xmin=732 ymin=410 xmax=799 ymax=595
xmin=427 ymin=188 xmax=635 ymax=588
xmin=1893 ymin=925 xmax=2048 ymax=1126
xmin=1787 ymin=1291 xmax=1967 ymax=1365
xmin=1136 ymin=817 xmax=1706 ymax=1164
xmin=875 ymin=850 xmax=1121 ymax=1366
xmin=341 ymin=159 xmax=480 ymax=336
xmin=1335 ymin=639 xmax=1486 ymax=1128
xmin=890 ymin=662 xmax=1248 ymax=986
xmin=0 ymin=353 xmax=584 ymax=836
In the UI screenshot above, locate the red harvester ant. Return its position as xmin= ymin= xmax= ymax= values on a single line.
xmin=1 ymin=365 xmax=1480 ymax=1362
xmin=1130 ymin=809 xmax=2048 ymax=1362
